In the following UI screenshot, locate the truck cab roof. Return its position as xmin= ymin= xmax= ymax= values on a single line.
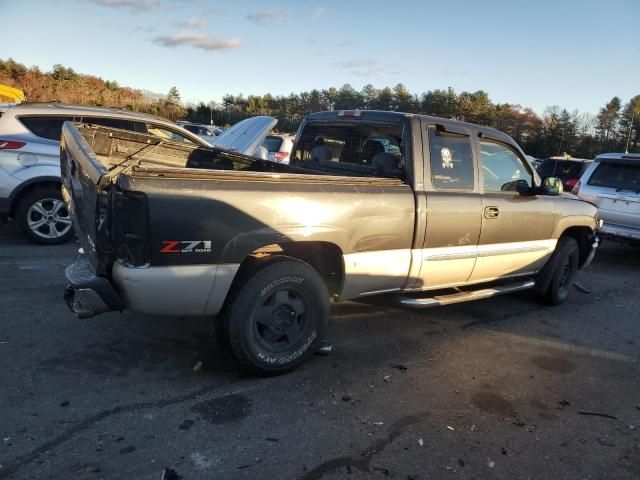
xmin=305 ymin=110 xmax=514 ymax=144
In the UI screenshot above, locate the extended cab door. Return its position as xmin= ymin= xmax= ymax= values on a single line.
xmin=412 ymin=121 xmax=482 ymax=289
xmin=468 ymin=137 xmax=556 ymax=282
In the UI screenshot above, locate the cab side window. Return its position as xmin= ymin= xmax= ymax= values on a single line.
xmin=479 ymin=141 xmax=532 ymax=192
xmin=428 ymin=128 xmax=474 ymax=190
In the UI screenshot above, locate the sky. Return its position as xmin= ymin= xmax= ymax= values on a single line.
xmin=2 ymin=0 xmax=639 ymax=115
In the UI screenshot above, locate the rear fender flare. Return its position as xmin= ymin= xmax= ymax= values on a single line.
xmin=218 ymin=225 xmax=350 ymax=264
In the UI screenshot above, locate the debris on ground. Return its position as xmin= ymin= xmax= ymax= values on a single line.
xmin=192 ymin=361 xmax=203 ymax=372
xmin=418 ymin=438 xmax=424 ymax=447
xmin=446 ymin=426 xmax=455 ymax=431
xmin=179 ymin=419 xmax=194 ymax=431
xmin=574 ymin=282 xmax=593 ymax=294
xmin=315 ymin=341 xmax=333 ymax=356
xmin=372 ymin=466 xmax=390 ymax=475
xmin=577 ymin=411 xmax=618 ymax=420
xmin=383 ymin=375 xmax=392 ymax=383
xmin=342 ymin=394 xmax=352 ymax=402
xmin=161 ymin=467 xmax=182 ymax=480
xmin=390 ymin=364 xmax=408 ymax=372
xmin=487 ymin=459 xmax=495 ymax=469
xmin=373 ymin=422 xmax=384 ymax=426
xmin=470 ymin=424 xmax=478 ymax=432
xmin=597 ymin=437 xmax=615 ymax=447
xmin=558 ymin=399 xmax=570 ymax=407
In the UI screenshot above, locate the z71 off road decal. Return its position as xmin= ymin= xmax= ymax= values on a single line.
xmin=159 ymin=241 xmax=212 ymax=253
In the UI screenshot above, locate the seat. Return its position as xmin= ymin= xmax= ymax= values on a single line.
xmin=371 ymin=152 xmax=399 ymax=170
xmin=310 ymin=145 xmax=333 ymax=162
xmin=360 ymin=140 xmax=385 ymax=165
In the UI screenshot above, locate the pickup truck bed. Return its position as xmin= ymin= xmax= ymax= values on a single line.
xmin=61 ymin=123 xmax=414 ymax=318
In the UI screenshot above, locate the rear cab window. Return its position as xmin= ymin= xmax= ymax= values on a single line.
xmin=18 ymin=115 xmax=76 ymax=141
xmin=427 ymin=128 xmax=475 ymax=190
xmin=292 ymin=121 xmax=406 ymax=181
xmin=588 ymin=162 xmax=640 ymax=191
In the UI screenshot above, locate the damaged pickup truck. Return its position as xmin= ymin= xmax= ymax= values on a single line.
xmin=61 ymin=110 xmax=599 ymax=374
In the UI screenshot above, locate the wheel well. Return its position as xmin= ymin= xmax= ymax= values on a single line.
xmin=9 ymin=180 xmax=61 ymax=218
xmin=236 ymin=242 xmax=344 ymax=298
xmin=560 ymin=226 xmax=594 ymax=267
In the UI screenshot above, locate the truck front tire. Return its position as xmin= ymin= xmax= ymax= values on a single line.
xmin=221 ymin=258 xmax=329 ymax=375
xmin=538 ymin=237 xmax=579 ymax=305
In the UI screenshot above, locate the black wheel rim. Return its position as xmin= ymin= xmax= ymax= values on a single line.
xmin=253 ymin=288 xmax=309 ymax=353
xmin=558 ymin=257 xmax=572 ymax=293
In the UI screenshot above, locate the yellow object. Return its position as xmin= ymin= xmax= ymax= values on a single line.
xmin=0 ymin=84 xmax=26 ymax=103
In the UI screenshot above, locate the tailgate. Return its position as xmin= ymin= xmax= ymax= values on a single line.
xmin=60 ymin=121 xmax=112 ymax=274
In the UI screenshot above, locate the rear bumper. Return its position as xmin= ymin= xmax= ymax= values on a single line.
xmin=599 ymin=223 xmax=640 ymax=244
xmin=64 ymin=254 xmax=124 ymax=318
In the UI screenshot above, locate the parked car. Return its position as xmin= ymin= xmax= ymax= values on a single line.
xmin=61 ymin=110 xmax=598 ymax=375
xmin=0 ymin=102 xmax=210 ymax=244
xmin=208 ymin=116 xmax=277 ymax=157
xmin=177 ymin=122 xmax=223 ymax=144
xmin=572 ymin=152 xmax=640 ymax=244
xmin=536 ymin=156 xmax=593 ymax=193
xmin=262 ymin=134 xmax=295 ymax=164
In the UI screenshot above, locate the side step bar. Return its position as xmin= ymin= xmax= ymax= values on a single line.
xmin=398 ymin=279 xmax=535 ymax=309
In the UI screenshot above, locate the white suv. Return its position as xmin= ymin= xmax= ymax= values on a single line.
xmin=0 ymin=103 xmax=209 ymax=244
xmin=573 ymin=152 xmax=640 ymax=244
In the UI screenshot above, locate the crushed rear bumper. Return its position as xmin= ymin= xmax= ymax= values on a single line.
xmin=64 ymin=254 xmax=124 ymax=318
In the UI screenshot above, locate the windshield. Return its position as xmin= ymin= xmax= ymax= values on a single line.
xmin=588 ymin=162 xmax=640 ymax=191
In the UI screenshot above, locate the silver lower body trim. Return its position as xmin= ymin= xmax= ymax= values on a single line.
xmin=112 ymin=262 xmax=239 ymax=316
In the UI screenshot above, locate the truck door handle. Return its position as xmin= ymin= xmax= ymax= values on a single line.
xmin=484 ymin=206 xmax=499 ymax=219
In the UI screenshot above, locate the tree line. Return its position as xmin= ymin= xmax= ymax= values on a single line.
xmin=188 ymin=85 xmax=639 ymax=158
xmin=0 ymin=58 xmax=184 ymax=121
xmin=2 ymin=58 xmax=638 ymax=157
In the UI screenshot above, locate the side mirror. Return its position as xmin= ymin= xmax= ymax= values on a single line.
xmin=542 ymin=176 xmax=563 ymax=196
xmin=501 ymin=179 xmax=532 ymax=195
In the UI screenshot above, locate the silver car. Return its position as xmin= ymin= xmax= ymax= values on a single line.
xmin=0 ymin=103 xmax=209 ymax=244
xmin=573 ymin=152 xmax=640 ymax=243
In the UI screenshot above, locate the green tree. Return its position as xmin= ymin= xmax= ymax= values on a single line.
xmin=618 ymin=95 xmax=640 ymax=152
xmin=595 ymin=96 xmax=621 ymax=145
xmin=392 ymin=83 xmax=414 ymax=112
xmin=167 ymin=86 xmax=181 ymax=105
xmin=361 ymin=84 xmax=378 ymax=109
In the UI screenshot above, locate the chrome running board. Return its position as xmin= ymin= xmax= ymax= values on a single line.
xmin=398 ymin=279 xmax=535 ymax=309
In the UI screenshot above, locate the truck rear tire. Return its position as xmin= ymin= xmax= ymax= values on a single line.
xmin=539 ymin=237 xmax=579 ymax=305
xmin=15 ymin=185 xmax=74 ymax=245
xmin=221 ymin=257 xmax=329 ymax=375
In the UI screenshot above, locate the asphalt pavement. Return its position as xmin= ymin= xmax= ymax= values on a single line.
xmin=1 ymin=222 xmax=639 ymax=480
